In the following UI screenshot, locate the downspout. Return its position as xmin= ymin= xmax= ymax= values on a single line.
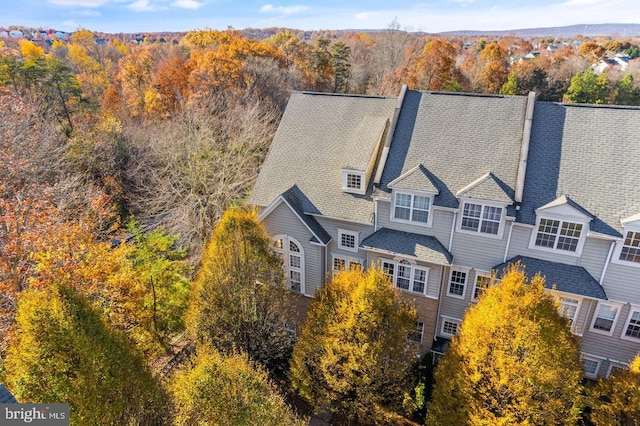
xmin=448 ymin=211 xmax=457 ymax=252
xmin=503 ymin=220 xmax=514 ymax=262
xmin=599 ymin=241 xmax=616 ymax=284
xmin=434 ymin=265 xmax=448 ymax=344
xmin=374 ymin=199 xmax=378 ymax=232
xmin=374 ymin=84 xmax=407 ymax=185
xmin=515 ymin=91 xmax=537 ymax=204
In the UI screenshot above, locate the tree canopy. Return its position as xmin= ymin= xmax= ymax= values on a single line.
xmin=426 ymin=265 xmax=583 ymax=425
xmin=588 ymin=354 xmax=640 ymax=426
xmin=289 ymin=267 xmax=417 ymax=423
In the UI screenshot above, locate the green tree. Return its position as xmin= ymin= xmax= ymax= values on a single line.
xmin=185 ymin=206 xmax=294 ymax=371
xmin=564 ymin=68 xmax=610 ymax=104
xmin=3 ymin=284 xmax=167 ymax=425
xmin=426 ymin=265 xmax=583 ymax=425
xmin=289 ymin=267 xmax=417 ymax=423
xmin=614 ymin=74 xmax=640 ymax=106
xmin=170 ymin=344 xmax=306 ymax=425
xmin=331 ymin=41 xmax=351 ymax=93
xmin=588 ymin=354 xmax=640 ymax=426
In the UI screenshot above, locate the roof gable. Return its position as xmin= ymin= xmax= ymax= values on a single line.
xmin=387 ymin=164 xmax=439 ymax=193
xmin=456 ymin=172 xmax=513 ymax=203
xmin=536 ymin=195 xmax=593 ymax=221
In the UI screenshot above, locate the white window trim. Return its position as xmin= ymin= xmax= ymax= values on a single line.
xmin=342 ymin=169 xmax=366 ymax=195
xmin=606 ymin=361 xmax=629 ymax=378
xmin=472 ymin=271 xmax=492 ymax=301
xmin=331 ymin=254 xmax=364 ymax=276
xmin=611 ymin=225 xmax=640 ymax=268
xmin=581 ymin=353 xmax=603 ymax=378
xmin=528 ymin=215 xmax=588 ymax=257
xmin=589 ymin=301 xmax=623 ymax=336
xmin=380 ymin=258 xmax=430 ymax=296
xmin=390 ymin=189 xmax=435 ymax=227
xmin=410 ymin=321 xmax=425 ymax=343
xmin=557 ymin=294 xmax=583 ymax=335
xmin=440 ymin=316 xmax=461 ymax=337
xmin=447 ymin=267 xmax=469 ymax=300
xmin=337 ymin=228 xmax=359 ymax=253
xmin=273 ymin=235 xmax=305 ymax=295
xmin=456 ymin=199 xmax=507 ymax=239
xmin=620 ymin=305 xmax=640 ymax=342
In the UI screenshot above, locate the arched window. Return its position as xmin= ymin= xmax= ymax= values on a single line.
xmin=273 ymin=235 xmax=304 ymax=294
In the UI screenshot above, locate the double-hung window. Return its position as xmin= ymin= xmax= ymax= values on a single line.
xmin=590 ymin=302 xmax=621 ymax=335
xmin=393 ymin=192 xmax=431 ymax=225
xmin=559 ymin=297 xmax=581 ymax=327
xmin=381 ymin=259 xmax=429 ymax=295
xmin=622 ymin=307 xmax=640 ymax=341
xmin=409 ymin=322 xmax=425 ymax=343
xmin=460 ymin=202 xmax=503 ymax=236
xmin=472 ymin=273 xmax=491 ymax=300
xmin=534 ymin=218 xmax=583 ymax=253
xmin=332 ymin=255 xmax=363 ymax=275
xmin=619 ymin=230 xmax=640 ymax=264
xmin=448 ymin=269 xmax=467 ymax=299
xmin=582 ymin=356 xmax=601 ymax=378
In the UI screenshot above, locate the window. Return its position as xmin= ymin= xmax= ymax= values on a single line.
xmin=473 ymin=273 xmax=491 ymax=300
xmin=534 ymin=218 xmax=583 ymax=252
xmin=381 ymin=259 xmax=429 ymax=295
xmin=559 ymin=297 xmax=581 ymax=327
xmin=441 ymin=318 xmax=460 ymax=337
xmin=448 ymin=269 xmax=467 ymax=299
xmin=410 ymin=322 xmax=425 ymax=343
xmin=332 ymin=255 xmax=363 ymax=275
xmin=583 ymin=357 xmax=600 ymax=377
xmin=590 ymin=302 xmax=621 ymax=335
xmin=342 ymin=170 xmax=365 ymax=194
xmin=607 ymin=363 xmax=628 ymax=378
xmin=622 ymin=308 xmax=640 ymax=340
xmin=273 ymin=236 xmax=304 ymax=294
xmin=460 ymin=203 xmax=503 ymax=236
xmin=338 ymin=229 xmax=358 ymax=252
xmin=619 ymin=231 xmax=640 ymax=263
xmin=392 ymin=192 xmax=431 ymax=225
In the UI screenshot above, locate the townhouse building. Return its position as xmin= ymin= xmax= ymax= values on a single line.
xmin=249 ymin=87 xmax=640 ymax=377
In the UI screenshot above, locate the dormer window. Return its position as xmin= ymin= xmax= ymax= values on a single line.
xmin=458 ymin=202 xmax=504 ymax=237
xmin=342 ymin=170 xmax=365 ymax=195
xmin=391 ymin=191 xmax=432 ymax=226
xmin=535 ymin=219 xmax=583 ymax=252
xmin=619 ymin=231 xmax=640 ymax=263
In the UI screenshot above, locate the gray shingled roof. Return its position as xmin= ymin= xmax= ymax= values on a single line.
xmin=280 ymin=185 xmax=332 ymax=245
xmin=250 ymin=92 xmax=398 ymax=224
xmin=360 ymin=227 xmax=453 ymax=265
xmin=379 ymin=91 xmax=527 ymax=209
xmin=456 ymin=172 xmax=514 ymax=203
xmin=493 ymin=255 xmax=607 ymax=299
xmin=0 ymin=384 xmax=17 ymax=403
xmin=388 ymin=164 xmax=439 ymax=193
xmin=520 ymin=102 xmax=640 ymax=237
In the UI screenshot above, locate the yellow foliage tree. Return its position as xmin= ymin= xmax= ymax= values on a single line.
xmin=426 ymin=265 xmax=583 ymax=425
xmin=170 ymin=344 xmax=306 ymax=425
xmin=289 ymin=267 xmax=417 ymax=422
xmin=588 ymin=354 xmax=640 ymax=426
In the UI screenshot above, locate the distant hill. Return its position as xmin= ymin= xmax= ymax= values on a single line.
xmin=438 ymin=23 xmax=640 ymax=38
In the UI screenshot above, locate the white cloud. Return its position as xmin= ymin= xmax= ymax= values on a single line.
xmin=128 ymin=0 xmax=158 ymax=11
xmin=172 ymin=0 xmax=204 ymax=9
xmin=49 ymin=0 xmax=109 ymax=6
xmin=260 ymin=4 xmax=309 ymax=15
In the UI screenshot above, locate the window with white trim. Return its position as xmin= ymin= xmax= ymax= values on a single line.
xmin=342 ymin=170 xmax=365 ymax=194
xmin=337 ymin=229 xmax=359 ymax=252
xmin=441 ymin=318 xmax=460 ymax=337
xmin=558 ymin=297 xmax=581 ymax=327
xmin=332 ymin=255 xmax=363 ymax=275
xmin=534 ymin=218 xmax=583 ymax=252
xmin=448 ymin=269 xmax=467 ymax=299
xmin=590 ymin=302 xmax=621 ymax=335
xmin=619 ymin=231 xmax=640 ymax=263
xmin=622 ymin=307 xmax=640 ymax=340
xmin=460 ymin=202 xmax=503 ymax=236
xmin=409 ymin=322 xmax=424 ymax=343
xmin=473 ymin=273 xmax=491 ymax=300
xmin=381 ymin=259 xmax=429 ymax=295
xmin=392 ymin=191 xmax=431 ymax=225
xmin=607 ymin=363 xmax=628 ymax=378
xmin=582 ymin=357 xmax=601 ymax=377
xmin=273 ymin=236 xmax=304 ymax=294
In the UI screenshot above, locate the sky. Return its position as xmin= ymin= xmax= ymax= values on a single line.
xmin=3 ymin=0 xmax=640 ymax=34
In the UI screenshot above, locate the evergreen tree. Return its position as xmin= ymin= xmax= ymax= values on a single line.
xmin=426 ymin=265 xmax=583 ymax=425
